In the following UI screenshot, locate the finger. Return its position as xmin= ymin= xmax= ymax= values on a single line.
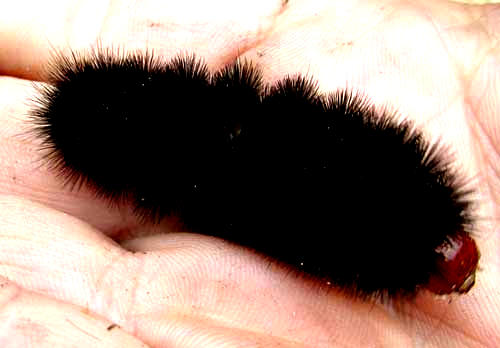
xmin=0 ymin=1 xmax=75 ymax=80
xmin=1 ymin=194 xmax=493 ymax=347
xmin=0 ymin=194 xmax=407 ymax=347
xmin=0 ymin=0 xmax=286 ymax=81
xmin=0 ymin=194 xmax=126 ymax=302
xmin=0 ymin=276 xmax=149 ymax=348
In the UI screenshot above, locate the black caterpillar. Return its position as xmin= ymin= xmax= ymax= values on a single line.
xmin=30 ymin=49 xmax=479 ymax=300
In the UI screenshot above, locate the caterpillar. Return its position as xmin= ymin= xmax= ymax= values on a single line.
xmin=30 ymin=49 xmax=479 ymax=301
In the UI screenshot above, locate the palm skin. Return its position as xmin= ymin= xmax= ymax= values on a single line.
xmin=0 ymin=0 xmax=498 ymax=346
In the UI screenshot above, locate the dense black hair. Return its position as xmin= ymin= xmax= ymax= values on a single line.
xmin=30 ymin=50 xmax=478 ymax=300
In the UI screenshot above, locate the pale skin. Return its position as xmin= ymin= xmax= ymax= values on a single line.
xmin=0 ymin=0 xmax=499 ymax=347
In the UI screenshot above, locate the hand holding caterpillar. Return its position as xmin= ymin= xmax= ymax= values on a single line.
xmin=30 ymin=49 xmax=480 ymax=301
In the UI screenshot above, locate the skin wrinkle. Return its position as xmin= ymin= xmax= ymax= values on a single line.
xmin=415 ymin=3 xmax=473 ymax=119
xmin=105 ymin=250 xmax=257 ymax=342
xmin=425 ymin=9 xmax=465 ymax=82
xmin=469 ymin=17 xmax=499 ymax=80
xmin=126 ymin=263 xmax=313 ymax=347
xmin=264 ymin=2 xmax=381 ymax=44
xmin=224 ymin=0 xmax=290 ymax=67
xmin=188 ymin=317 xmax=309 ymax=348
xmin=473 ymin=102 xmax=499 ymax=224
xmin=92 ymin=247 xmax=133 ymax=323
xmin=151 ymin=316 xmax=308 ymax=348
xmin=0 ymin=279 xmax=22 ymax=312
xmin=422 ymin=4 xmax=500 ymax=219
xmin=470 ymin=110 xmax=500 ymax=213
xmin=462 ymin=42 xmax=500 ymax=215
xmin=65 ymin=317 xmax=101 ymax=342
xmin=410 ymin=301 xmax=489 ymax=348
xmin=122 ymin=254 xmax=146 ymax=330
xmin=124 ymin=246 xmax=356 ymax=347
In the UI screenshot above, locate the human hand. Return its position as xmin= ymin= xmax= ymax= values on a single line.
xmin=0 ymin=0 xmax=499 ymax=347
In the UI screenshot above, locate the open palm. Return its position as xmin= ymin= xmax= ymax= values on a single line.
xmin=0 ymin=0 xmax=498 ymax=347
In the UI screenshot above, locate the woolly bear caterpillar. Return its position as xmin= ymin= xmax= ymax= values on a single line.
xmin=29 ymin=49 xmax=479 ymax=301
